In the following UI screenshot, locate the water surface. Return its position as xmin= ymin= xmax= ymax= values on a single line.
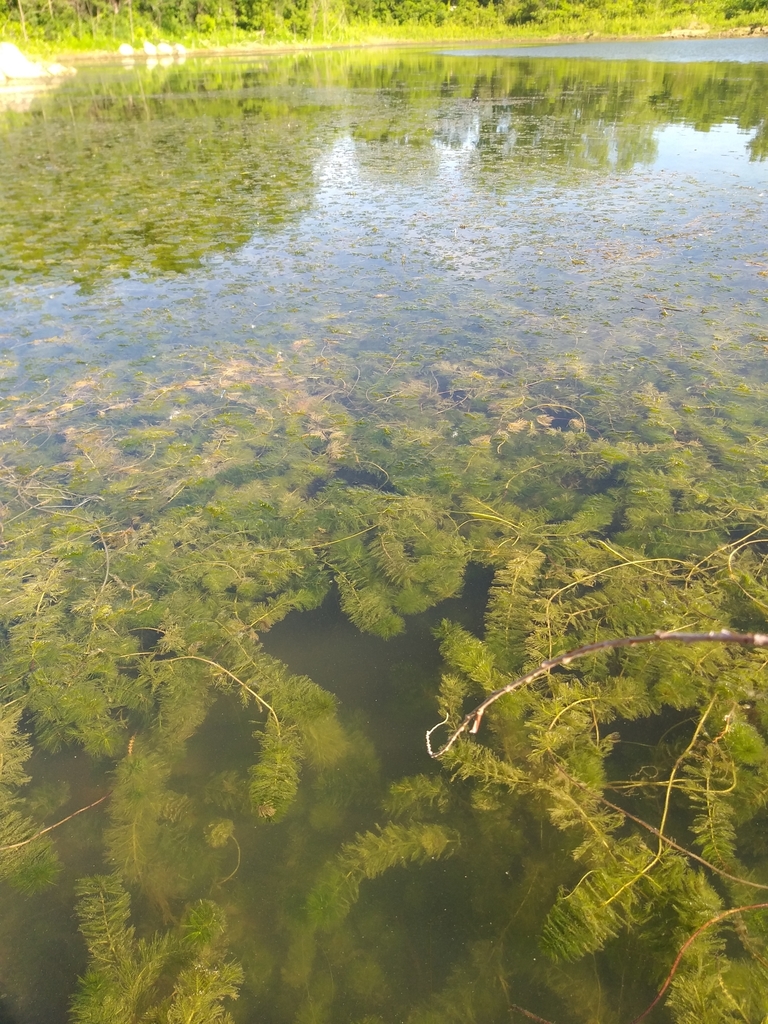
xmin=1 ymin=42 xmax=767 ymax=1024
xmin=442 ymin=37 xmax=768 ymax=62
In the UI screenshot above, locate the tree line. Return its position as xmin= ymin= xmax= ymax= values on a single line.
xmin=2 ymin=0 xmax=767 ymax=50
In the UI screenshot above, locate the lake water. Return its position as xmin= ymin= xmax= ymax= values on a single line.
xmin=1 ymin=41 xmax=767 ymax=1024
xmin=442 ymin=36 xmax=768 ymax=62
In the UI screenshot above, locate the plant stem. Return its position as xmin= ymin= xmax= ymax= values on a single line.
xmin=16 ymin=0 xmax=28 ymax=40
xmin=0 ymin=792 xmax=111 ymax=852
xmin=629 ymin=903 xmax=768 ymax=1024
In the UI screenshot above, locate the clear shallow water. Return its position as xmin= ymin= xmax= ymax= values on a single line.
xmin=442 ymin=37 xmax=768 ymax=62
xmin=1 ymin=47 xmax=766 ymax=387
xmin=1 ymin=43 xmax=768 ymax=1024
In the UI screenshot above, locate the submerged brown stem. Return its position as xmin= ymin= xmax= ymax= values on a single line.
xmin=629 ymin=903 xmax=768 ymax=1024
xmin=217 ymin=835 xmax=241 ymax=886
xmin=427 ymin=630 xmax=768 ymax=758
xmin=554 ymin=761 xmax=768 ymax=892
xmin=509 ymin=903 xmax=768 ymax=1024
xmin=0 ymin=792 xmax=111 ymax=852
xmin=167 ymin=655 xmax=281 ymax=731
xmin=509 ymin=1004 xmax=557 ymax=1024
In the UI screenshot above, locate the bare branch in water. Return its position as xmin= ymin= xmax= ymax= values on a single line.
xmin=0 ymin=792 xmax=111 ymax=853
xmin=427 ymin=629 xmax=768 ymax=758
xmin=509 ymin=1004 xmax=557 ymax=1024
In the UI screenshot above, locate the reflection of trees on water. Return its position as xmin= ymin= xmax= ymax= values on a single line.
xmin=359 ymin=57 xmax=766 ymax=174
xmin=430 ymin=102 xmax=659 ymax=173
xmin=0 ymin=51 xmax=765 ymax=288
xmin=0 ymin=66 xmax=330 ymax=288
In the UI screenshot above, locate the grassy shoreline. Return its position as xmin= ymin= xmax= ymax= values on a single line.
xmin=6 ymin=12 xmax=767 ymax=63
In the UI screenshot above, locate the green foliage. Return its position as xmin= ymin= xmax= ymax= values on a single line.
xmin=666 ymin=946 xmax=768 ymax=1024
xmin=384 ymin=774 xmax=450 ymax=818
xmin=0 ymin=699 xmax=62 ymax=891
xmin=249 ymin=723 xmax=303 ymax=820
xmin=306 ymin=820 xmax=459 ymax=927
xmin=5 ymin=315 xmax=768 ymax=1021
xmin=2 ymin=0 xmax=765 ymax=52
xmin=205 ymin=818 xmax=235 ymax=848
xmin=71 ymin=875 xmax=242 ymax=1024
xmin=542 ymin=842 xmax=673 ymax=961
xmin=426 ymin=462 xmax=768 ymax=1014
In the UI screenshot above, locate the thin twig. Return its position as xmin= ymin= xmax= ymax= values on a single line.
xmin=217 ymin=835 xmax=241 ymax=886
xmin=94 ymin=522 xmax=110 ymax=598
xmin=509 ymin=1004 xmax=556 ymax=1024
xmin=166 ymin=655 xmax=280 ymax=731
xmin=600 ymin=698 xmax=717 ymax=910
xmin=0 ymin=792 xmax=111 ymax=852
xmin=554 ymin=762 xmax=768 ymax=892
xmin=628 ymin=903 xmax=768 ymax=1024
xmin=427 ymin=630 xmax=768 ymax=758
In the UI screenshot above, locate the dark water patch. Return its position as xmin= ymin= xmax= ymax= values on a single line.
xmin=262 ymin=563 xmax=493 ymax=775
xmin=335 ymin=463 xmax=400 ymax=492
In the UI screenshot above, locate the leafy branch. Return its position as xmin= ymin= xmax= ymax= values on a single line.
xmin=630 ymin=902 xmax=768 ymax=1023
xmin=552 ymin=761 xmax=768 ymax=893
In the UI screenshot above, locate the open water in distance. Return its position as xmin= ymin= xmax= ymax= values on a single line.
xmin=0 ymin=41 xmax=767 ymax=1024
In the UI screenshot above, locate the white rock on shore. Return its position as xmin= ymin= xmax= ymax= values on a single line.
xmin=121 ymin=40 xmax=186 ymax=61
xmin=0 ymin=42 xmax=75 ymax=80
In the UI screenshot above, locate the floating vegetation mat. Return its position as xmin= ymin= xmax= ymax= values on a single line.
xmin=1 ymin=46 xmax=768 ymax=1024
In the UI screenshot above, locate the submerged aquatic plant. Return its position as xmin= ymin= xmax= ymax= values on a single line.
xmin=2 ymin=337 xmax=768 ymax=1021
xmin=427 ymin=629 xmax=768 ymax=1018
xmin=71 ymin=875 xmax=243 ymax=1024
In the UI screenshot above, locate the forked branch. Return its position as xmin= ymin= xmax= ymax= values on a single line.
xmin=427 ymin=629 xmax=768 ymax=758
